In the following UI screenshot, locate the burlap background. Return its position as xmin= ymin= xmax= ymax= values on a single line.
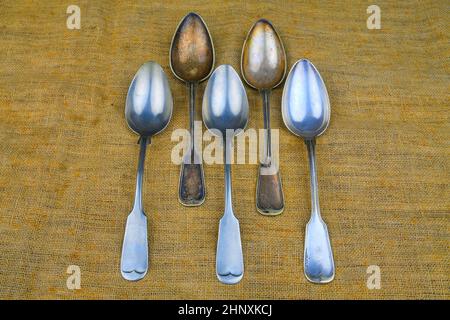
xmin=0 ymin=0 xmax=448 ymax=299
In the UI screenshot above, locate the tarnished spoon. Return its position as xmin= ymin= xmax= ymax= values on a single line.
xmin=121 ymin=62 xmax=173 ymax=281
xmin=282 ymin=59 xmax=335 ymax=283
xmin=170 ymin=12 xmax=214 ymax=206
xmin=241 ymin=19 xmax=286 ymax=215
xmin=202 ymin=65 xmax=249 ymax=284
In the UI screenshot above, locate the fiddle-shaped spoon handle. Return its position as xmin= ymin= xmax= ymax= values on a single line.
xmin=256 ymin=90 xmax=284 ymax=215
xmin=304 ymin=139 xmax=335 ymax=283
xmin=121 ymin=136 xmax=149 ymax=281
xmin=216 ymin=141 xmax=243 ymax=284
xmin=179 ymin=82 xmax=206 ymax=206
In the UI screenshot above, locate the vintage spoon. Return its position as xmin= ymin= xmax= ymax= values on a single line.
xmin=121 ymin=61 xmax=173 ymax=281
xmin=282 ymin=59 xmax=335 ymax=283
xmin=202 ymin=65 xmax=249 ymax=284
xmin=170 ymin=12 xmax=214 ymax=206
xmin=241 ymin=18 xmax=286 ymax=215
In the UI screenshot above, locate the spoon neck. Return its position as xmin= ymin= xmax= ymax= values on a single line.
xmin=188 ymin=82 xmax=197 ymax=159
xmin=188 ymin=82 xmax=197 ymax=100
xmin=132 ymin=136 xmax=150 ymax=212
xmin=305 ymin=138 xmax=321 ymax=219
xmin=260 ymin=89 xmax=272 ymax=166
xmin=223 ymin=139 xmax=234 ymax=215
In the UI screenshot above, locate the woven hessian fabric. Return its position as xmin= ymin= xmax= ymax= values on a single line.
xmin=0 ymin=0 xmax=448 ymax=299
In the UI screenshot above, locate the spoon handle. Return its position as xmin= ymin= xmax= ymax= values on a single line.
xmin=121 ymin=136 xmax=149 ymax=281
xmin=303 ymin=139 xmax=335 ymax=283
xmin=256 ymin=90 xmax=284 ymax=215
xmin=178 ymin=82 xmax=206 ymax=206
xmin=216 ymin=143 xmax=243 ymax=284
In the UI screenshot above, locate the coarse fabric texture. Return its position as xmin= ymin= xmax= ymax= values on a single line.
xmin=0 ymin=0 xmax=448 ymax=299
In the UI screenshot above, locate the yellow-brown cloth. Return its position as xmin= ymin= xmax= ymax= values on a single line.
xmin=0 ymin=0 xmax=448 ymax=299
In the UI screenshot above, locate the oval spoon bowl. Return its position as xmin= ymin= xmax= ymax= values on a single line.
xmin=125 ymin=62 xmax=173 ymax=137
xmin=170 ymin=12 xmax=215 ymax=83
xmin=282 ymin=59 xmax=330 ymax=139
xmin=202 ymin=65 xmax=249 ymax=135
xmin=241 ymin=19 xmax=286 ymax=90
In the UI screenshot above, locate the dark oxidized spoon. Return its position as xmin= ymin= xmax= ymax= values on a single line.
xmin=241 ymin=19 xmax=286 ymax=215
xmin=170 ymin=12 xmax=214 ymax=206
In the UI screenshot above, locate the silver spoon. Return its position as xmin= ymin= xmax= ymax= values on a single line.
xmin=121 ymin=61 xmax=173 ymax=281
xmin=282 ymin=59 xmax=335 ymax=283
xmin=202 ymin=65 xmax=249 ymax=284
xmin=170 ymin=12 xmax=214 ymax=206
xmin=241 ymin=19 xmax=286 ymax=215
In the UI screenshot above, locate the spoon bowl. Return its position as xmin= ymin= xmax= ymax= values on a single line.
xmin=203 ymin=65 xmax=249 ymax=134
xmin=241 ymin=19 xmax=286 ymax=90
xmin=282 ymin=59 xmax=330 ymax=139
xmin=125 ymin=62 xmax=173 ymax=136
xmin=170 ymin=12 xmax=214 ymax=83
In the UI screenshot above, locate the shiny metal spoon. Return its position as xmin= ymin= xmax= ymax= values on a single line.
xmin=170 ymin=12 xmax=214 ymax=206
xmin=202 ymin=65 xmax=249 ymax=284
xmin=121 ymin=62 xmax=173 ymax=281
xmin=241 ymin=19 xmax=286 ymax=215
xmin=282 ymin=59 xmax=335 ymax=283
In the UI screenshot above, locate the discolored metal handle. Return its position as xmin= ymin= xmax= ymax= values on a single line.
xmin=256 ymin=164 xmax=284 ymax=215
xmin=256 ymin=90 xmax=284 ymax=215
xmin=178 ymin=83 xmax=206 ymax=206
xmin=179 ymin=160 xmax=206 ymax=206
